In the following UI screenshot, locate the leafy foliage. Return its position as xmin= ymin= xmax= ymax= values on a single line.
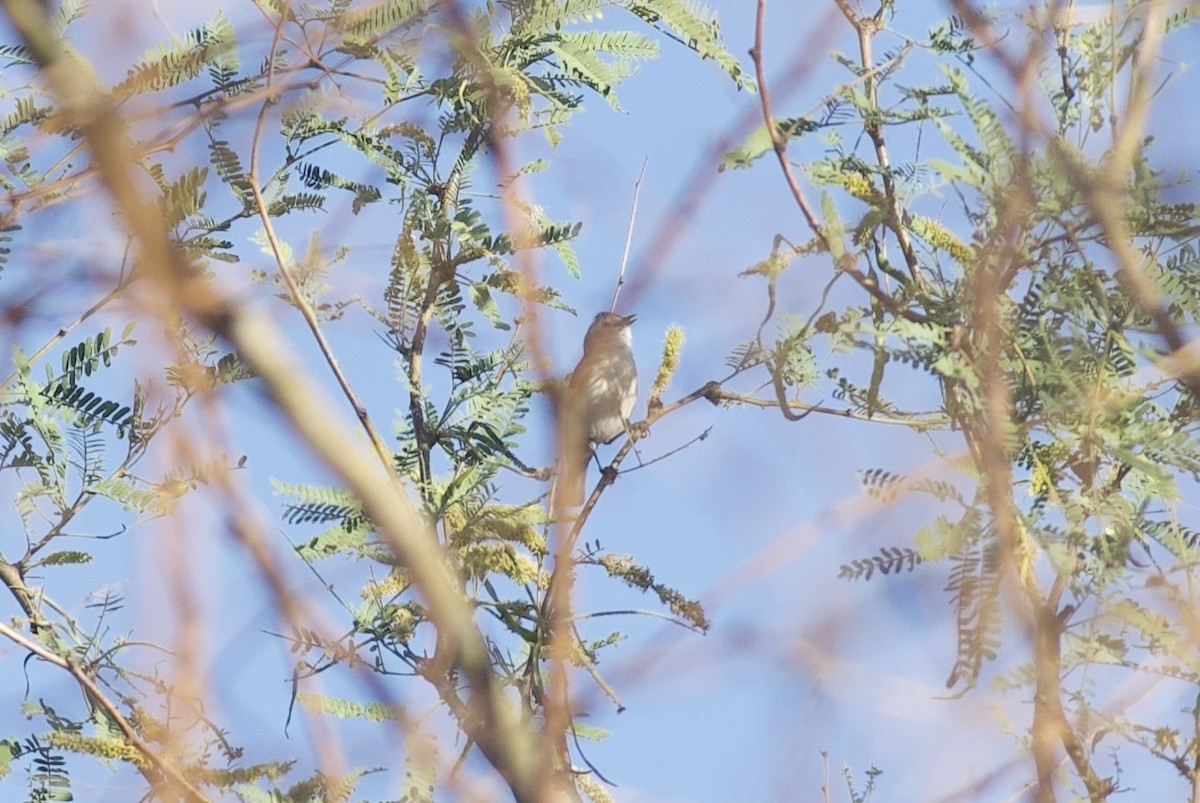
xmin=838 ymin=546 xmax=922 ymax=581
xmin=735 ymin=0 xmax=1200 ymax=796
xmin=115 ymin=12 xmax=238 ymax=97
xmin=11 ymin=0 xmax=1200 ymax=799
xmin=0 ymin=0 xmax=748 ymax=798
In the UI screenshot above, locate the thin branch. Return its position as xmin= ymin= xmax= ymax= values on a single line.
xmin=575 ymin=608 xmax=704 ymax=630
xmin=833 ymin=0 xmax=921 ymax=283
xmin=750 ymin=0 xmax=827 ymax=243
xmin=244 ymin=5 xmax=398 ymax=476
xmin=749 ymin=2 xmax=929 ymax=325
xmin=610 ymin=158 xmax=647 ymax=313
xmin=619 ymin=427 xmax=712 ymax=473
xmin=0 ymin=620 xmax=210 ymax=802
xmin=0 ymin=273 xmax=132 ymax=392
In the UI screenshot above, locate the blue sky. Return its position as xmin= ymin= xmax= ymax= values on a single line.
xmin=2 ymin=1 xmax=1200 ymax=801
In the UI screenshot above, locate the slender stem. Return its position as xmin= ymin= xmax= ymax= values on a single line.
xmin=750 ymin=0 xmax=928 ymax=325
xmin=0 ymin=619 xmax=210 ymax=801
xmin=834 ymin=1 xmax=920 ymax=283
xmin=0 ymin=276 xmax=130 ymax=392
xmin=750 ymin=0 xmax=827 ymax=244
xmin=245 ymin=4 xmax=397 ymax=475
xmin=611 ymin=158 xmax=647 ymax=313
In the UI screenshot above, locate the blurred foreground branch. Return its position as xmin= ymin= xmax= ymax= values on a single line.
xmin=0 ymin=0 xmax=550 ymax=798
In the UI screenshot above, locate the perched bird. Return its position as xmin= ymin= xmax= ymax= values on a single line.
xmin=558 ymin=312 xmax=638 ymax=506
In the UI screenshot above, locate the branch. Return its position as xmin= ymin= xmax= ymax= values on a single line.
xmin=0 ymin=3 xmax=548 ymax=800
xmin=610 ymin=158 xmax=647 ymax=313
xmin=749 ymin=1 xmax=929 ymax=325
xmin=750 ymin=0 xmax=827 ymax=243
xmin=705 ymin=387 xmax=948 ymax=428
xmin=245 ymin=4 xmax=398 ymax=477
xmin=0 ymin=620 xmax=209 ymax=801
xmin=833 ymin=0 xmax=921 ymax=283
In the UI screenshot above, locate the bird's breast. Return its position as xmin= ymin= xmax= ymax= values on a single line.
xmin=577 ymin=348 xmax=637 ymax=444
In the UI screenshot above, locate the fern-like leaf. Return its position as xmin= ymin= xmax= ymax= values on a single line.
xmin=114 ymin=12 xmax=237 ymax=96
xmin=336 ymin=0 xmax=430 ymax=41
xmin=944 ymin=537 xmax=1001 ymax=690
xmin=838 ymin=546 xmax=923 ymax=580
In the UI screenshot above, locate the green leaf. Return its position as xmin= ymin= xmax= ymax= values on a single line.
xmin=336 ymin=0 xmax=430 ymax=41
xmin=720 ymin=117 xmax=819 ymax=171
xmin=629 ymin=0 xmax=753 ymax=90
xmin=115 ymin=11 xmax=237 ymax=96
xmin=469 ymin=281 xmax=508 ymax=330
xmin=296 ymin=693 xmax=400 ymax=722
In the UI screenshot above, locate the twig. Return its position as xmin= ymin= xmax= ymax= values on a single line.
xmin=750 ymin=0 xmax=929 ymax=327
xmin=610 ymin=159 xmax=647 ymax=313
xmin=575 ymin=608 xmax=704 ymax=630
xmin=833 ymin=0 xmax=921 ymax=283
xmin=619 ymin=427 xmax=712 ymax=473
xmin=0 ymin=274 xmax=131 ymax=393
xmin=750 ymin=0 xmax=827 ymax=246
xmin=244 ymin=4 xmax=398 ymax=477
xmin=568 ymin=718 xmax=616 ymax=786
xmin=708 ymin=386 xmax=947 ymax=428
xmin=0 ymin=620 xmax=210 ymax=802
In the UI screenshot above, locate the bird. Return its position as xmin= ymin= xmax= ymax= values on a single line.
xmin=558 ymin=312 xmax=638 ymax=506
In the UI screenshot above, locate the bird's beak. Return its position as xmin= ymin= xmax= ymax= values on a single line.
xmin=621 ymin=314 xmax=637 ymax=327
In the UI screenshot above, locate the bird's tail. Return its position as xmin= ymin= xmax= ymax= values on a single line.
xmin=556 ymin=406 xmax=590 ymax=508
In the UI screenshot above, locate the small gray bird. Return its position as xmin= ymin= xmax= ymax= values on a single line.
xmin=559 ymin=312 xmax=638 ymax=506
